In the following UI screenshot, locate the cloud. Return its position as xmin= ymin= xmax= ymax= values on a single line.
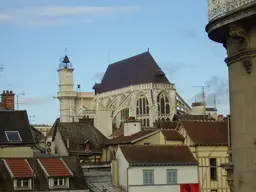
xmin=20 ymin=95 xmax=54 ymax=105
xmin=91 ymin=72 xmax=105 ymax=82
xmin=0 ymin=5 xmax=141 ymax=27
xmin=162 ymin=62 xmax=192 ymax=76
xmin=190 ymin=75 xmax=229 ymax=108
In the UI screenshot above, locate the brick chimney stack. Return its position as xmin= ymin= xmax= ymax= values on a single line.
xmin=1 ymin=90 xmax=15 ymax=110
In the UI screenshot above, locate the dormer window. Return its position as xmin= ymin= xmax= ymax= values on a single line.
xmin=16 ymin=179 xmax=31 ymax=189
xmin=5 ymin=131 xmax=22 ymax=142
xmin=84 ymin=140 xmax=91 ymax=152
xmin=53 ymin=177 xmax=66 ymax=187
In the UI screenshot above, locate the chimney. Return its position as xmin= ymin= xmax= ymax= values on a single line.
xmin=123 ymin=117 xmax=141 ymax=136
xmin=1 ymin=90 xmax=15 ymax=110
xmin=111 ymin=157 xmax=118 ymax=187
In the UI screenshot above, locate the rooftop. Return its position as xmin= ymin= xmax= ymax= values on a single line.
xmin=120 ymin=145 xmax=197 ymax=166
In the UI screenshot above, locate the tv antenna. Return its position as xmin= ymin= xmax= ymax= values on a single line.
xmin=192 ymin=85 xmax=210 ymax=103
xmin=29 ymin=115 xmax=36 ymax=123
xmin=16 ymin=91 xmax=25 ymax=110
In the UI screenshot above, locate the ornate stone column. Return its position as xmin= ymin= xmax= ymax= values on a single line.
xmin=206 ymin=1 xmax=256 ymax=192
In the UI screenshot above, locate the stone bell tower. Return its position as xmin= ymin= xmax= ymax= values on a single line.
xmin=206 ymin=1 xmax=256 ymax=192
xmin=57 ymin=48 xmax=76 ymax=122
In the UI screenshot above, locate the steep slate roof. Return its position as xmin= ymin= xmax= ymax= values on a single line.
xmin=38 ymin=158 xmax=72 ymax=177
xmin=161 ymin=130 xmax=184 ymax=141
xmin=181 ymin=121 xmax=228 ymax=146
xmin=120 ymin=145 xmax=197 ymax=166
xmin=0 ymin=156 xmax=88 ymax=191
xmin=3 ymin=159 xmax=33 ymax=178
xmin=52 ymin=119 xmax=107 ymax=155
xmin=0 ymin=111 xmax=35 ymax=145
xmin=105 ymin=130 xmax=158 ymax=145
xmin=93 ymin=52 xmax=170 ymax=93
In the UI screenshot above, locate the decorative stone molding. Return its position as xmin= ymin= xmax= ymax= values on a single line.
xmin=208 ymin=0 xmax=256 ymax=22
xmin=225 ymin=49 xmax=256 ymax=66
xmin=243 ymin=58 xmax=252 ymax=74
xmin=229 ymin=25 xmax=250 ymax=51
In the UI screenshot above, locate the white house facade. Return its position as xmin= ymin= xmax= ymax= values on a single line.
xmin=114 ymin=145 xmax=199 ymax=192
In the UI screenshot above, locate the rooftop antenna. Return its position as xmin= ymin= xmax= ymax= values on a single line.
xmin=192 ymin=85 xmax=210 ymax=105
xmin=213 ymin=95 xmax=217 ymax=109
xmin=16 ymin=91 xmax=25 ymax=110
xmin=147 ymin=47 xmax=149 ymax=52
xmin=29 ymin=115 xmax=36 ymax=123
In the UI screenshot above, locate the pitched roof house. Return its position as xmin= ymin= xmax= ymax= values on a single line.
xmin=93 ymin=51 xmax=170 ymax=94
xmin=0 ymin=111 xmax=36 ymax=158
xmin=177 ymin=120 xmax=229 ymax=192
xmin=47 ymin=118 xmax=107 ymax=163
xmin=113 ymin=145 xmax=199 ymax=192
xmin=0 ymin=156 xmax=89 ymax=191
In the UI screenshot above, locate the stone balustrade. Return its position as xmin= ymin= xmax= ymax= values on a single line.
xmin=208 ymin=0 xmax=256 ymax=22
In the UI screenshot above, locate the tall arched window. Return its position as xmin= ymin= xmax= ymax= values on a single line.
xmin=136 ymin=94 xmax=150 ymax=127
xmin=157 ymin=92 xmax=171 ymax=119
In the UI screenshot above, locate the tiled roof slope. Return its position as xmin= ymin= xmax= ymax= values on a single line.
xmin=0 ymin=111 xmax=35 ymax=145
xmin=93 ymin=52 xmax=170 ymax=93
xmin=120 ymin=145 xmax=197 ymax=165
xmin=52 ymin=119 xmax=107 ymax=154
xmin=4 ymin=159 xmax=33 ymax=178
xmin=181 ymin=121 xmax=228 ymax=146
xmin=155 ymin=121 xmax=178 ymax=129
xmin=161 ymin=130 xmax=184 ymax=141
xmin=38 ymin=158 xmax=72 ymax=177
xmin=105 ymin=130 xmax=157 ymax=145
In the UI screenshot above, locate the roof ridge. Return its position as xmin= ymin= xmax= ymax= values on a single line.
xmin=109 ymin=51 xmax=150 ymax=66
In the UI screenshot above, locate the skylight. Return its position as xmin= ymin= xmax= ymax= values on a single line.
xmin=5 ymin=131 xmax=22 ymax=142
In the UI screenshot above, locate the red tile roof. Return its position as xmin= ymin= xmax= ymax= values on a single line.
xmin=161 ymin=130 xmax=184 ymax=141
xmin=106 ymin=130 xmax=157 ymax=145
xmin=38 ymin=158 xmax=72 ymax=177
xmin=181 ymin=121 xmax=228 ymax=146
xmin=120 ymin=145 xmax=197 ymax=165
xmin=4 ymin=159 xmax=33 ymax=178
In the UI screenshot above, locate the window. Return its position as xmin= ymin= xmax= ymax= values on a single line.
xmin=210 ymin=158 xmax=217 ymax=180
xmin=16 ymin=179 xmax=30 ymax=189
xmin=167 ymin=169 xmax=177 ymax=184
xmin=143 ymin=170 xmax=154 ymax=185
xmin=53 ymin=177 xmax=66 ymax=186
xmin=5 ymin=131 xmax=22 ymax=142
xmin=157 ymin=92 xmax=171 ymax=118
xmin=136 ymin=94 xmax=150 ymax=127
xmin=211 ymin=190 xmax=218 ymax=192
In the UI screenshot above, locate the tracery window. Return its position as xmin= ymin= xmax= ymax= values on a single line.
xmin=136 ymin=94 xmax=150 ymax=127
xmin=157 ymin=92 xmax=170 ymax=117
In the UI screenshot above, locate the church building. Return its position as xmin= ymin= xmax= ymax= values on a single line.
xmin=56 ymin=51 xmax=216 ymax=137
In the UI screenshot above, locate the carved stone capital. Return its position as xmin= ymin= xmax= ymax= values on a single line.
xmin=229 ymin=25 xmax=250 ymax=51
xmin=243 ymin=58 xmax=252 ymax=74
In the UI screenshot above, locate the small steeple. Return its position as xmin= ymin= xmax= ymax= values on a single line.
xmin=59 ymin=47 xmax=73 ymax=70
xmin=213 ymin=95 xmax=217 ymax=109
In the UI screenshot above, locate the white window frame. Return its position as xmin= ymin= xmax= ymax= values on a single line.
xmin=143 ymin=170 xmax=154 ymax=185
xmin=15 ymin=178 xmax=31 ymax=190
xmin=5 ymin=131 xmax=22 ymax=142
xmin=167 ymin=169 xmax=177 ymax=184
xmin=53 ymin=177 xmax=66 ymax=187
